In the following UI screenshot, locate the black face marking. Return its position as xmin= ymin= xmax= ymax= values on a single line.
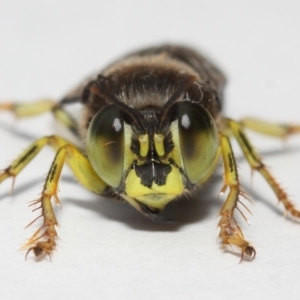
xmin=163 ymin=130 xmax=174 ymax=155
xmin=135 ymin=162 xmax=172 ymax=188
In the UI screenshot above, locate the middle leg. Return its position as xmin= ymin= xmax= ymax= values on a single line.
xmin=226 ymin=118 xmax=300 ymax=219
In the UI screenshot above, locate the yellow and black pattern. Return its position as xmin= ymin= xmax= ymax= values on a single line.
xmin=1 ymin=45 xmax=300 ymax=261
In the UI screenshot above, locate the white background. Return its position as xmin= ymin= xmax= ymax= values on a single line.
xmin=1 ymin=0 xmax=300 ymax=299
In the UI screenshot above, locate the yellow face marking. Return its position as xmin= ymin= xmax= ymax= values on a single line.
xmin=154 ymin=133 xmax=165 ymax=157
xmin=125 ymin=165 xmax=185 ymax=209
xmin=138 ymin=133 xmax=149 ymax=157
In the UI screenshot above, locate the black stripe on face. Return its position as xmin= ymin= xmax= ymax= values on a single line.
xmin=134 ymin=162 xmax=172 ymax=188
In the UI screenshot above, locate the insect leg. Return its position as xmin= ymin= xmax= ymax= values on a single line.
xmin=226 ymin=118 xmax=300 ymax=218
xmin=239 ymin=117 xmax=300 ymax=138
xmin=218 ymin=133 xmax=255 ymax=260
xmin=0 ymin=135 xmax=109 ymax=258
xmin=1 ymin=136 xmax=65 ymax=185
xmin=0 ymin=98 xmax=79 ymax=135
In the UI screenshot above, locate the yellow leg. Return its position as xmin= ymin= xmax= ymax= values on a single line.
xmin=226 ymin=118 xmax=300 ymax=218
xmin=218 ymin=133 xmax=255 ymax=260
xmin=239 ymin=117 xmax=300 ymax=138
xmin=0 ymin=99 xmax=55 ymax=117
xmin=0 ymin=135 xmax=108 ymax=258
xmin=0 ymin=99 xmax=78 ymax=135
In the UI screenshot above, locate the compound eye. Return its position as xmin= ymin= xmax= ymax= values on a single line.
xmin=177 ymin=102 xmax=219 ymax=184
xmin=87 ymin=105 xmax=124 ymax=187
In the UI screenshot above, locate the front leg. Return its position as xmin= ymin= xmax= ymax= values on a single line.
xmin=218 ymin=133 xmax=256 ymax=260
xmin=0 ymin=135 xmax=108 ymax=258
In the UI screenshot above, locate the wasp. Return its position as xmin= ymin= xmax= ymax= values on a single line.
xmin=1 ymin=45 xmax=300 ymax=260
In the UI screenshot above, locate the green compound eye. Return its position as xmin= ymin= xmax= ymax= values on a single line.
xmin=87 ymin=105 xmax=124 ymax=187
xmin=176 ymin=102 xmax=219 ymax=184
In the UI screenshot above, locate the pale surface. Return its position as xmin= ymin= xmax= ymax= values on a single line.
xmin=1 ymin=1 xmax=300 ymax=299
